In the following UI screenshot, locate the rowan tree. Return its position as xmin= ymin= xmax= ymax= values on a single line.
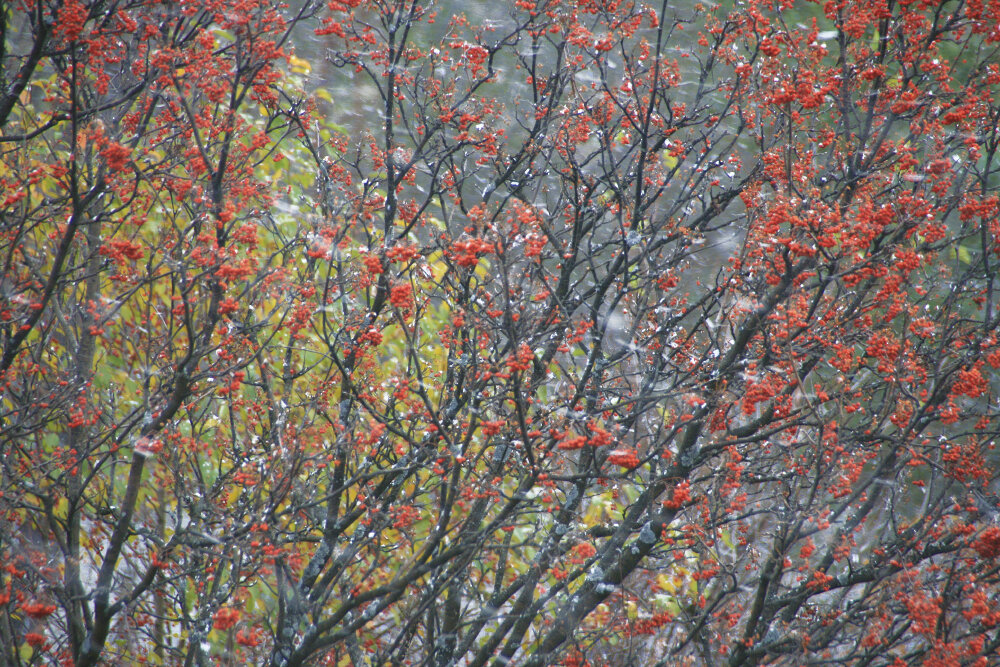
xmin=2 ymin=0 xmax=1000 ymax=666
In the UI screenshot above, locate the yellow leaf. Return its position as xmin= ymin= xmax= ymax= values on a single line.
xmin=289 ymin=55 xmax=312 ymax=74
xmin=657 ymin=573 xmax=678 ymax=595
xmin=956 ymin=245 xmax=973 ymax=265
xmin=425 ymin=250 xmax=449 ymax=281
xmin=474 ymin=258 xmax=492 ymax=281
xmin=54 ymin=496 xmax=69 ymax=520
